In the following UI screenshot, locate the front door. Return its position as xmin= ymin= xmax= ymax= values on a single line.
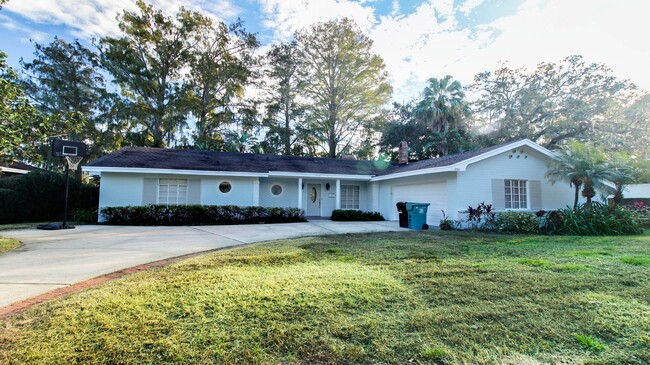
xmin=306 ymin=184 xmax=322 ymax=216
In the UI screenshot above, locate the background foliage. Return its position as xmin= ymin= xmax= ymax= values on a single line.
xmin=0 ymin=172 xmax=98 ymax=224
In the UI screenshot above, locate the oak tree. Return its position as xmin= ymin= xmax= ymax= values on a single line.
xmin=295 ymin=18 xmax=392 ymax=158
xmin=99 ymin=1 xmax=208 ymax=147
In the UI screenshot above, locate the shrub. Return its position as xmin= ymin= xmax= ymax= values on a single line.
xmin=624 ymin=202 xmax=650 ymax=228
xmin=541 ymin=203 xmax=643 ymax=236
xmin=464 ymin=202 xmax=496 ymax=230
xmin=0 ymin=171 xmax=99 ymax=223
xmin=331 ymin=210 xmax=385 ymax=221
xmin=73 ymin=209 xmax=98 ymax=224
xmin=100 ymin=205 xmax=307 ymax=226
xmin=0 ymin=188 xmax=26 ymax=224
xmin=439 ymin=210 xmax=454 ymax=230
xmin=495 ymin=211 xmax=539 ymax=234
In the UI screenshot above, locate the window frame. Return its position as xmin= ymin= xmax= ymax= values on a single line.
xmin=340 ymin=184 xmax=360 ymax=210
xmin=270 ymin=184 xmax=283 ymax=197
xmin=218 ymin=181 xmax=232 ymax=194
xmin=504 ymin=179 xmax=528 ymax=210
xmin=157 ymin=178 xmax=188 ymax=206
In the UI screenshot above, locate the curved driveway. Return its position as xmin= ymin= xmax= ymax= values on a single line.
xmin=0 ymin=221 xmax=405 ymax=308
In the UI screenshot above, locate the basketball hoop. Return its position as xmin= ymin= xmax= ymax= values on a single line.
xmin=38 ymin=139 xmax=88 ymax=230
xmin=65 ymin=156 xmax=84 ymax=170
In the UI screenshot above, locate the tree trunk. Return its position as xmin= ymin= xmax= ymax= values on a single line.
xmin=284 ymin=104 xmax=291 ymax=155
xmin=573 ymin=185 xmax=580 ymax=209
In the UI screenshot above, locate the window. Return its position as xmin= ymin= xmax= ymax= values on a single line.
xmin=271 ymin=184 xmax=283 ymax=196
xmin=505 ymin=179 xmax=527 ymax=209
xmin=340 ymin=185 xmax=360 ymax=210
xmin=159 ymin=179 xmax=188 ymax=205
xmin=219 ymin=181 xmax=231 ymax=193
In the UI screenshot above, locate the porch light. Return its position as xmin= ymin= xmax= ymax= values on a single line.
xmin=325 ymin=183 xmax=330 ymax=190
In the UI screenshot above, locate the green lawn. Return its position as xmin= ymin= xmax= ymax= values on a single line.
xmin=0 ymin=223 xmax=39 ymax=231
xmin=0 ymin=237 xmax=19 ymax=255
xmin=1 ymin=231 xmax=649 ymax=364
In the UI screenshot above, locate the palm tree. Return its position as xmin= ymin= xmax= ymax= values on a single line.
xmin=415 ymin=75 xmax=470 ymax=155
xmin=608 ymin=152 xmax=637 ymax=206
xmin=546 ymin=142 xmax=612 ymax=208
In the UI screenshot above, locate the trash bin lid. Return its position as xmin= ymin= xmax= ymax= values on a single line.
xmin=405 ymin=202 xmax=430 ymax=209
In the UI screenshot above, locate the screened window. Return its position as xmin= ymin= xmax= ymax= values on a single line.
xmin=340 ymin=185 xmax=360 ymax=210
xmin=505 ymin=179 xmax=527 ymax=209
xmin=159 ymin=179 xmax=188 ymax=205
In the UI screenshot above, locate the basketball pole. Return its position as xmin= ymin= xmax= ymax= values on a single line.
xmin=62 ymin=161 xmax=70 ymax=229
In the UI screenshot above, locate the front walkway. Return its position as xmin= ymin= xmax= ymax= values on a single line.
xmin=0 ymin=221 xmax=405 ymax=310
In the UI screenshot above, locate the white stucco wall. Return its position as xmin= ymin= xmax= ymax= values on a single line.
xmin=455 ymin=146 xmax=579 ymax=218
xmin=298 ymin=179 xmax=371 ymax=217
xmin=98 ymin=172 xmax=144 ymax=211
xmin=259 ymin=178 xmax=301 ymax=208
xmin=623 ymin=184 xmax=650 ymax=199
xmin=376 ymin=172 xmax=457 ymax=223
xmin=200 ymin=176 xmax=257 ymax=206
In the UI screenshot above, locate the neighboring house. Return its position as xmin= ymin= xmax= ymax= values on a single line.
xmin=83 ymin=139 xmax=580 ymax=225
xmin=623 ymin=184 xmax=650 ymax=200
xmin=0 ymin=162 xmax=41 ymax=177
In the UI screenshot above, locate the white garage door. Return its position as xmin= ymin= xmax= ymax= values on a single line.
xmin=392 ymin=182 xmax=448 ymax=226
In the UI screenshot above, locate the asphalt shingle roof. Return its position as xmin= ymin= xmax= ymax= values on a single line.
xmin=376 ymin=142 xmax=511 ymax=176
xmin=86 ymin=141 xmax=516 ymax=177
xmin=87 ymin=147 xmax=395 ymax=175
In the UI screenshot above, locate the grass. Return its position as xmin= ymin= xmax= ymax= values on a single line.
xmin=0 ymin=222 xmax=86 ymax=231
xmin=0 ymin=223 xmax=39 ymax=231
xmin=0 ymin=231 xmax=649 ymax=364
xmin=0 ymin=237 xmax=19 ymax=255
xmin=575 ymin=334 xmax=607 ymax=352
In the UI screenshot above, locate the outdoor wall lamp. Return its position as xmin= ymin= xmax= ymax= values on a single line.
xmin=325 ymin=183 xmax=330 ymax=190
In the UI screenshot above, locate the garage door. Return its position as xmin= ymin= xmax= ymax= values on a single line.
xmin=392 ymin=182 xmax=448 ymax=226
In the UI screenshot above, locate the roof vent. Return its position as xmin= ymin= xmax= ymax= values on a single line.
xmin=398 ymin=141 xmax=409 ymax=165
xmin=340 ymin=154 xmax=356 ymax=160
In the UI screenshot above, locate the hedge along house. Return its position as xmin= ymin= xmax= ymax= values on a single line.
xmin=83 ymin=139 xmax=581 ymax=225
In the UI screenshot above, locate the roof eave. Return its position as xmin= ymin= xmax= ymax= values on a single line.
xmin=268 ymin=171 xmax=374 ymax=180
xmin=81 ymin=166 xmax=268 ymax=178
xmin=371 ymin=139 xmax=555 ymax=181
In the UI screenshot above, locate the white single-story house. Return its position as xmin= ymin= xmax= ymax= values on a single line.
xmin=82 ymin=139 xmax=582 ymax=225
xmin=0 ymin=162 xmax=41 ymax=177
xmin=622 ymin=184 xmax=650 ymax=200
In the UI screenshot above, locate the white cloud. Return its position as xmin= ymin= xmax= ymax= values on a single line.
xmin=4 ymin=0 xmax=649 ymax=102
xmin=458 ymin=0 xmax=485 ymax=15
xmin=0 ymin=13 xmax=49 ymax=43
xmin=4 ymin=0 xmax=136 ymax=38
xmin=3 ymin=0 xmax=241 ymax=39
xmin=258 ymin=0 xmax=378 ymax=41
xmin=482 ymin=0 xmax=650 ymax=91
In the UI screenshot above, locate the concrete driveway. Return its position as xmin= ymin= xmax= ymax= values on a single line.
xmin=0 ymin=221 xmax=405 ymax=308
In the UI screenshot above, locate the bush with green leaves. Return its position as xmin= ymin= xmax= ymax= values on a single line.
xmin=331 ymin=210 xmax=385 ymax=221
xmin=625 ymin=202 xmax=650 ymax=228
xmin=541 ymin=202 xmax=643 ymax=235
xmin=100 ymin=205 xmax=306 ymax=226
xmin=0 ymin=171 xmax=98 ymax=223
xmin=495 ymin=211 xmax=540 ymax=234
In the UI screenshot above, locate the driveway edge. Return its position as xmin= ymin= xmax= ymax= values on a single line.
xmin=0 ymin=247 xmax=226 ymax=319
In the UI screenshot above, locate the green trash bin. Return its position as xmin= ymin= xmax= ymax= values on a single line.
xmin=406 ymin=202 xmax=430 ymax=230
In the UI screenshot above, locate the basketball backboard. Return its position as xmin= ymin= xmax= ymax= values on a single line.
xmin=52 ymin=139 xmax=87 ymax=158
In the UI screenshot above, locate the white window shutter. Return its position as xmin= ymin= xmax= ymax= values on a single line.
xmin=491 ymin=179 xmax=505 ymax=210
xmin=188 ymin=179 xmax=201 ymax=205
xmin=529 ymin=180 xmax=542 ymax=211
xmin=143 ymin=178 xmax=157 ymax=205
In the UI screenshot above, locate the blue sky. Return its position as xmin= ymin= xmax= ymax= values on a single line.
xmin=1 ymin=0 xmax=648 ymax=102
